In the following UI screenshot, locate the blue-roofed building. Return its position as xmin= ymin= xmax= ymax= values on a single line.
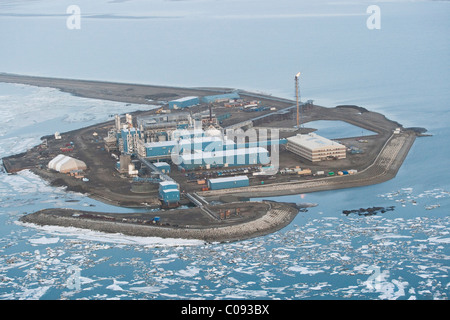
xmin=176 ymin=147 xmax=270 ymax=171
xmin=153 ymin=162 xmax=171 ymax=174
xmin=202 ymin=92 xmax=240 ymax=104
xmin=234 ymin=138 xmax=287 ymax=149
xmin=144 ymin=136 xmax=226 ymax=158
xmin=169 ymin=96 xmax=199 ymax=109
xmin=207 ymin=175 xmax=249 ymax=190
xmin=158 ymin=181 xmax=180 ymax=206
xmin=159 ymin=181 xmax=178 ymax=196
xmin=145 ymin=140 xmax=178 ymax=158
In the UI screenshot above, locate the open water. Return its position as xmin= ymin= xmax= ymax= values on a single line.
xmin=0 ymin=0 xmax=449 ymax=300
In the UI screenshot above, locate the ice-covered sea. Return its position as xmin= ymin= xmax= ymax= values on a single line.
xmin=0 ymin=0 xmax=449 ymax=300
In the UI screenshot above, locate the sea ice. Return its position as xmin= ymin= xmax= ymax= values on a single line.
xmin=175 ymin=266 xmax=201 ymax=277
xmin=29 ymin=236 xmax=60 ymax=245
xmin=288 ymin=266 xmax=324 ymax=275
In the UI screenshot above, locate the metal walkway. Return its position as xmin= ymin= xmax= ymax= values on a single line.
xmin=184 ymin=193 xmax=203 ymax=207
xmin=184 ymin=193 xmax=218 ymax=221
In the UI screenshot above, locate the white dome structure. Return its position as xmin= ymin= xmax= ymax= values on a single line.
xmin=204 ymin=127 xmax=222 ymax=138
xmin=48 ymin=154 xmax=87 ymax=173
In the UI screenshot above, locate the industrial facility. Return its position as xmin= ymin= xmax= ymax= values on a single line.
xmin=105 ymin=100 xmax=277 ymax=207
xmin=1 ymin=73 xmax=415 ymax=230
xmin=97 ymin=77 xmax=361 ymax=208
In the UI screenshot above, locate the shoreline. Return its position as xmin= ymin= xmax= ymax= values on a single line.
xmin=19 ymin=201 xmax=300 ymax=243
xmin=1 ymin=73 xmax=422 ymax=242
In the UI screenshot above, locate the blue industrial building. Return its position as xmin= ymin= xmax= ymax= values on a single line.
xmin=153 ymin=162 xmax=171 ymax=174
xmin=159 ymin=181 xmax=178 ymax=193
xmin=208 ymin=175 xmax=249 ymax=190
xmin=159 ymin=181 xmax=180 ymax=206
xmin=160 ymin=189 xmax=180 ymax=203
xmin=144 ymin=136 xmax=226 ymax=158
xmin=145 ymin=140 xmax=178 ymax=157
xmin=202 ymin=92 xmax=240 ymax=104
xmin=179 ymin=137 xmax=225 ymax=153
xmin=169 ymin=96 xmax=199 ymax=109
xmin=234 ymin=138 xmax=287 ymax=149
xmin=144 ymin=136 xmax=287 ymax=159
xmin=176 ymin=147 xmax=270 ymax=171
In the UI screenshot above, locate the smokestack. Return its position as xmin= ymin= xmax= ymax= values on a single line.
xmin=209 ymin=103 xmax=212 ymax=122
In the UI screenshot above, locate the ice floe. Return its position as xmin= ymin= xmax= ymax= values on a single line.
xmin=378 ymin=187 xmax=449 ymax=212
xmin=1 ymin=172 xmax=449 ymax=300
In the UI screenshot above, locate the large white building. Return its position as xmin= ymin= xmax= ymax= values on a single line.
xmin=48 ymin=154 xmax=87 ymax=173
xmin=286 ymin=133 xmax=346 ymax=162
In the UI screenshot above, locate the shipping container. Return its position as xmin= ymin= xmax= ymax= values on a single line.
xmin=298 ymin=169 xmax=312 ymax=176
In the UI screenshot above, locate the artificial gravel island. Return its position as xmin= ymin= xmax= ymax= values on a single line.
xmin=0 ymin=73 xmax=426 ymax=242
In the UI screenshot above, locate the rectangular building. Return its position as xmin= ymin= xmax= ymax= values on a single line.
xmin=160 ymin=189 xmax=180 ymax=204
xmin=144 ymin=136 xmax=224 ymax=158
xmin=208 ymin=175 xmax=249 ymax=190
xmin=158 ymin=181 xmax=180 ymax=205
xmin=202 ymin=92 xmax=240 ymax=104
xmin=159 ymin=181 xmax=179 ymax=194
xmin=176 ymin=147 xmax=270 ymax=170
xmin=286 ymin=133 xmax=346 ymax=162
xmin=144 ymin=140 xmax=178 ymax=157
xmin=178 ymin=136 xmax=225 ymax=153
xmin=153 ymin=162 xmax=171 ymax=174
xmin=169 ymin=96 xmax=199 ymax=109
